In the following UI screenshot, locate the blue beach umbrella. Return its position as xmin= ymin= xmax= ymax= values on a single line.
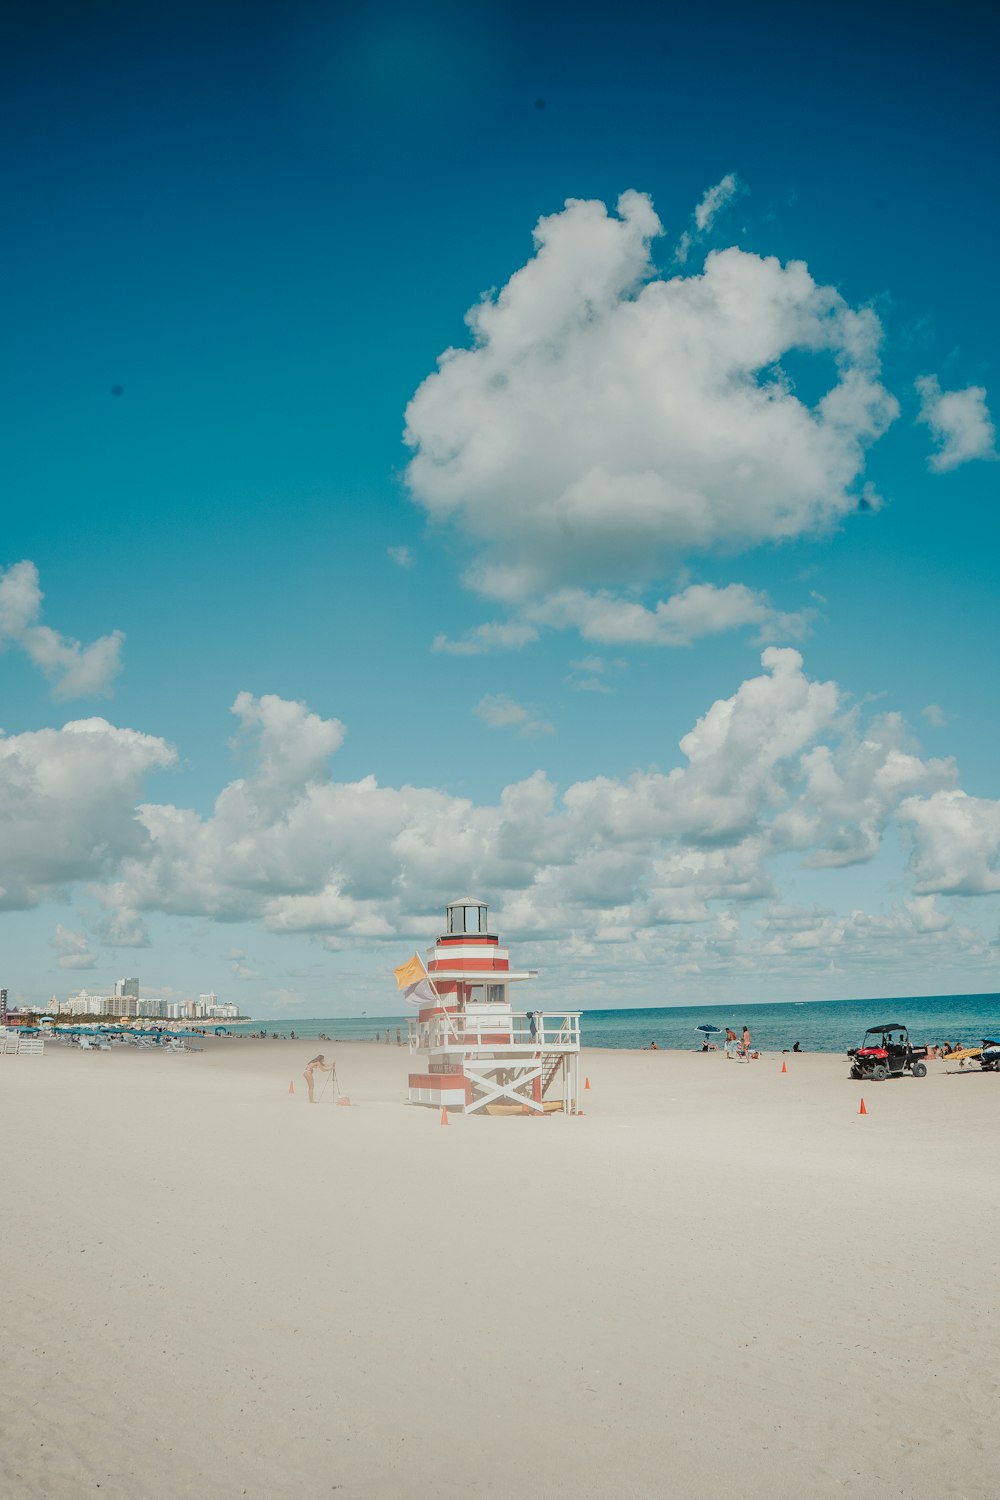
xmin=695 ymin=1024 xmax=722 ymax=1035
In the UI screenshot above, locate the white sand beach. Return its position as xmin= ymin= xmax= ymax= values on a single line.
xmin=2 ymin=1038 xmax=996 ymax=1499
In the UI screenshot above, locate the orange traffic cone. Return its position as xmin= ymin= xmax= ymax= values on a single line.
xmin=439 ymin=1107 xmax=449 ymax=1126
xmin=584 ymin=1076 xmax=591 ymax=1090
xmin=780 ymin=1060 xmax=787 ymax=1073
xmin=288 ymin=1080 xmax=295 ymax=1095
xmin=858 ymin=1097 xmax=867 ymax=1116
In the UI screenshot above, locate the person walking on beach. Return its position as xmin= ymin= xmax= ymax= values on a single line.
xmin=741 ymin=1025 xmax=752 ymax=1062
xmin=303 ymin=1053 xmax=334 ymax=1103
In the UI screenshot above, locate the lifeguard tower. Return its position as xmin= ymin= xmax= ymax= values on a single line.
xmin=406 ymin=899 xmax=581 ymax=1115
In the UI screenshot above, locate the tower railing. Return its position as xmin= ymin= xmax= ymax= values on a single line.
xmin=408 ymin=1010 xmax=580 ymax=1055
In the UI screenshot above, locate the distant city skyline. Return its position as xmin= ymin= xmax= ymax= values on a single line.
xmin=14 ymin=981 xmax=240 ymax=1023
xmin=2 ymin=2 xmax=998 ymax=1015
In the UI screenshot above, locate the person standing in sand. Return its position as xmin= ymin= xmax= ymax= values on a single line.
xmin=303 ymin=1053 xmax=334 ymax=1103
xmin=741 ymin=1025 xmax=752 ymax=1061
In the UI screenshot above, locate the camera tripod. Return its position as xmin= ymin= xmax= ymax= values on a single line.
xmin=318 ymin=1062 xmax=341 ymax=1104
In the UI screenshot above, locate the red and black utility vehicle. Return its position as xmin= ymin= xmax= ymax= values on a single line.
xmin=848 ymin=1023 xmax=928 ymax=1082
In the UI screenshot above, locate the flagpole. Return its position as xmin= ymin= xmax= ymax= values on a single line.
xmin=415 ymin=954 xmax=460 ymax=1045
xmin=394 ymin=951 xmax=459 ymax=1044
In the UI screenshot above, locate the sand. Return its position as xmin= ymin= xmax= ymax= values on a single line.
xmin=2 ymin=1037 xmax=996 ymax=1500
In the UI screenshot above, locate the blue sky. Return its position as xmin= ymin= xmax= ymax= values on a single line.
xmin=2 ymin=0 xmax=998 ymax=1015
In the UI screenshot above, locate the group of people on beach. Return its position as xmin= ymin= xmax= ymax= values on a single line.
xmin=695 ymin=1026 xmax=759 ymax=1060
xmin=929 ymin=1041 xmax=970 ymax=1065
xmin=649 ymin=1026 xmax=768 ymax=1060
xmin=723 ymin=1026 xmax=760 ymax=1061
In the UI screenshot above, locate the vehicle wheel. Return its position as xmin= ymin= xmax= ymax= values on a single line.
xmin=872 ymin=1065 xmax=889 ymax=1081
xmin=911 ymin=1062 xmax=927 ymax=1078
xmin=850 ymin=1066 xmax=862 ymax=1080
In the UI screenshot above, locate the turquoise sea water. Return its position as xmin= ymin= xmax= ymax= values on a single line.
xmin=230 ymin=994 xmax=1000 ymax=1053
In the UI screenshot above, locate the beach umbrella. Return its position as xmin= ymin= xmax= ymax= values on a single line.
xmin=695 ymin=1024 xmax=722 ymax=1034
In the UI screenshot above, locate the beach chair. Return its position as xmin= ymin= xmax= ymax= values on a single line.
xmin=17 ymin=1038 xmax=44 ymax=1056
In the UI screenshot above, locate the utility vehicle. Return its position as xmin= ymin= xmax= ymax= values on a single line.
xmin=848 ymin=1023 xmax=928 ymax=1082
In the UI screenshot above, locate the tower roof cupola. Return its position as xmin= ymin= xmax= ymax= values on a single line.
xmin=445 ymin=898 xmax=490 ymax=936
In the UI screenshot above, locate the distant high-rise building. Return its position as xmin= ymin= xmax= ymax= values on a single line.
xmin=0 ymin=989 xmax=7 ymax=1025
xmin=114 ymin=977 xmax=139 ymax=1000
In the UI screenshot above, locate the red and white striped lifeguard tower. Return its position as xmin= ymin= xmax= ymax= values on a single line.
xmin=405 ymin=898 xmax=581 ymax=1115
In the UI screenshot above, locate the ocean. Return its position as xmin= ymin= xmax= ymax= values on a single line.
xmin=230 ymin=993 xmax=1000 ymax=1053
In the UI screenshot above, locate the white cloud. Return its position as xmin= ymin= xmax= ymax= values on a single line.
xmin=104 ymin=654 xmax=960 ymax=946
xmin=675 ymin=174 xmax=741 ymax=264
xmin=404 ymin=190 xmax=897 ymax=610
xmin=4 ymin=655 xmax=994 ymax=993
xmin=0 ymin=718 xmax=176 ymax=910
xmin=92 ymin=885 xmax=151 ymax=948
xmin=101 ymin=911 xmax=151 ymax=947
xmin=673 ymin=230 xmax=693 ymax=265
xmin=562 ymin=648 xmax=841 ymax=845
xmin=432 ymin=620 xmax=539 ymax=655
xmin=474 ymin=694 xmax=554 ymax=738
xmin=53 ymin=925 xmax=97 ymax=970
xmin=434 ymin=581 xmax=810 ymax=657
xmin=571 ymin=655 xmax=622 ymax=675
xmin=694 ymin=172 xmax=739 ymax=232
xmin=752 ymin=895 xmax=962 ymax=968
xmin=899 ymin=789 xmax=1000 ymax=895
xmin=387 ymin=545 xmax=413 ymax=568
xmin=921 ymin=703 xmax=947 ymax=728
xmin=566 ymin=655 xmax=627 ymax=693
xmin=777 ymin=712 xmax=955 ymax=867
xmin=0 ymin=561 xmax=41 ymax=637
xmin=229 ymin=692 xmax=345 ymax=812
xmin=525 ymin=582 xmax=812 ymax=646
xmin=0 ymin=561 xmax=124 ymax=699
xmin=915 ymin=375 xmax=996 ymax=471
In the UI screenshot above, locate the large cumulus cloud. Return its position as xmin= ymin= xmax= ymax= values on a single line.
xmin=5 ymin=659 xmax=996 ymax=990
xmin=0 ymin=717 xmax=175 ymax=908
xmin=404 ymin=190 xmax=898 ymax=606
xmin=99 ymin=655 xmax=959 ymax=948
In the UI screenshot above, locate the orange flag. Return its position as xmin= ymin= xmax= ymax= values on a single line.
xmin=393 ymin=954 xmax=425 ymax=990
